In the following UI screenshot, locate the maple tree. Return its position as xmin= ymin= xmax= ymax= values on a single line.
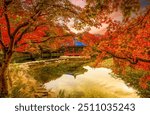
xmin=0 ymin=0 xmax=92 ymax=97
xmin=82 ymin=6 xmax=150 ymax=89
xmin=105 ymin=8 xmax=149 ymax=67
xmin=0 ymin=0 xmax=145 ymax=97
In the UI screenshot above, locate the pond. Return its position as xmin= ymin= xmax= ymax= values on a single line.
xmin=44 ymin=66 xmax=139 ymax=98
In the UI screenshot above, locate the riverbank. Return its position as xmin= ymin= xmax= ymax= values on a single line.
xmin=9 ymin=58 xmax=91 ymax=97
xmin=8 ymin=58 xmax=149 ymax=98
xmin=97 ymin=58 xmax=150 ymax=98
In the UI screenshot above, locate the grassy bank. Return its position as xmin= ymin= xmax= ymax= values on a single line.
xmin=8 ymin=64 xmax=38 ymax=97
xmin=117 ymin=69 xmax=150 ymax=98
xmin=99 ymin=58 xmax=150 ymax=98
xmin=9 ymin=58 xmax=91 ymax=97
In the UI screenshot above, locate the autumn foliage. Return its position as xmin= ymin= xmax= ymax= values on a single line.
xmin=81 ymin=7 xmax=150 ymax=89
xmin=0 ymin=0 xmax=150 ymax=97
xmin=0 ymin=16 xmax=49 ymax=52
xmin=100 ymin=8 xmax=150 ymax=71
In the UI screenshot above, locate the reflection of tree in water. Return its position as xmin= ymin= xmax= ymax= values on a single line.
xmin=45 ymin=66 xmax=139 ymax=98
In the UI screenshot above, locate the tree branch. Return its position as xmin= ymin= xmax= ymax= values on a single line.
xmin=137 ymin=57 xmax=150 ymax=63
xmin=32 ymin=34 xmax=75 ymax=43
xmin=127 ymin=8 xmax=150 ymax=30
xmin=0 ymin=26 xmax=6 ymax=49
xmin=4 ymin=13 xmax=12 ymax=39
xmin=14 ymin=22 xmax=46 ymax=47
xmin=14 ymin=26 xmax=30 ymax=46
xmin=104 ymin=50 xmax=139 ymax=64
xmin=105 ymin=50 xmax=150 ymax=64
xmin=51 ymin=4 xmax=93 ymax=25
xmin=0 ymin=40 xmax=6 ymax=49
xmin=12 ymin=8 xmax=41 ymax=38
xmin=95 ymin=48 xmax=150 ymax=64
xmin=12 ymin=21 xmax=29 ymax=37
xmin=16 ymin=34 xmax=75 ymax=48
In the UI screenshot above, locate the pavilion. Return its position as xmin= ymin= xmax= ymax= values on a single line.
xmin=63 ymin=38 xmax=86 ymax=56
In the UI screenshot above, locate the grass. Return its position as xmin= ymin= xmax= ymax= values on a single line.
xmin=56 ymin=90 xmax=118 ymax=98
xmin=117 ymin=68 xmax=150 ymax=98
xmin=11 ymin=52 xmax=62 ymax=63
xmin=98 ymin=58 xmax=150 ymax=98
xmin=9 ymin=64 xmax=38 ymax=98
xmin=56 ymin=86 xmax=126 ymax=98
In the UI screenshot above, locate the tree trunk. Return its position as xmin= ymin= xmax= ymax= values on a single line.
xmin=28 ymin=52 xmax=35 ymax=61
xmin=39 ymin=46 xmax=43 ymax=58
xmin=0 ymin=52 xmax=12 ymax=97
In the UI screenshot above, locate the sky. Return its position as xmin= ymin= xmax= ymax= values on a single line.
xmin=70 ymin=0 xmax=86 ymax=8
xmin=89 ymin=11 xmax=123 ymax=34
xmin=69 ymin=0 xmax=150 ymax=35
xmin=140 ymin=0 xmax=150 ymax=7
xmin=69 ymin=0 xmax=123 ymax=34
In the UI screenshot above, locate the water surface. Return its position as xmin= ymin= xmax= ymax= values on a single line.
xmin=44 ymin=66 xmax=139 ymax=98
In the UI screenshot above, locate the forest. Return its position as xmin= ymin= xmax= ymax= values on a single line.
xmin=0 ymin=0 xmax=150 ymax=98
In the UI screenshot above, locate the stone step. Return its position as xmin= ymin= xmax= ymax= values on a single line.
xmin=34 ymin=91 xmax=48 ymax=97
xmin=34 ymin=85 xmax=49 ymax=98
xmin=35 ymin=91 xmax=48 ymax=94
xmin=36 ymin=87 xmax=46 ymax=90
xmin=34 ymin=94 xmax=48 ymax=98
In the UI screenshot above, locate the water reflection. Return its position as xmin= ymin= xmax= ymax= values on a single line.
xmin=44 ymin=66 xmax=139 ymax=98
